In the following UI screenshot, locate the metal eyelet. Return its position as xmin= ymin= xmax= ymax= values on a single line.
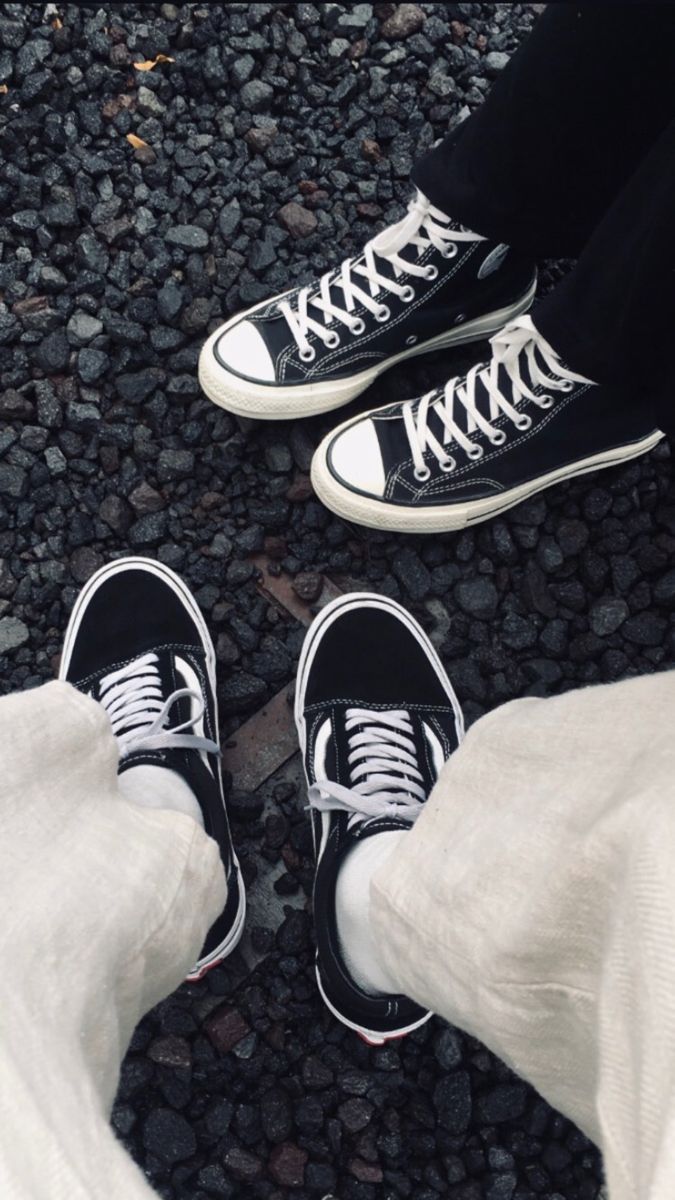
xmin=439 ymin=457 xmax=456 ymax=473
xmin=467 ymin=444 xmax=484 ymax=461
xmin=375 ymin=305 xmax=390 ymax=323
xmin=400 ymin=285 xmax=415 ymax=302
xmin=559 ymin=380 xmax=575 ymax=392
xmin=299 ymin=346 xmax=316 ymax=363
xmin=441 ymin=243 xmax=458 ymax=259
xmin=538 ymin=394 xmax=554 ymax=409
xmin=515 ymin=414 xmax=532 ymax=431
xmin=414 ymin=465 xmax=431 ymax=482
xmin=324 ymin=331 xmax=340 ymax=349
xmin=350 ymin=318 xmax=366 ymax=335
xmin=490 ymin=429 xmax=507 ymax=446
xmin=425 ymin=264 xmax=439 ymax=281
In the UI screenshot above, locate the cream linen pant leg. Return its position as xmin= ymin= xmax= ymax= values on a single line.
xmin=0 ymin=681 xmax=226 ymax=1200
xmin=371 ymin=671 xmax=675 ymax=1200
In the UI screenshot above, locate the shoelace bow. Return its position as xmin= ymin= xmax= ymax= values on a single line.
xmin=279 ymin=190 xmax=484 ymax=360
xmin=308 ymin=708 xmax=425 ymax=829
xmin=403 ymin=314 xmax=594 ymax=481
xmin=98 ymin=652 xmax=219 ymax=761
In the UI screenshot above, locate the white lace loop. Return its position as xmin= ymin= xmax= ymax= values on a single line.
xmin=98 ymin=652 xmax=219 ymax=761
xmin=278 ymin=190 xmax=484 ymax=356
xmin=403 ymin=314 xmax=594 ymax=479
xmin=308 ymin=708 xmax=425 ymax=828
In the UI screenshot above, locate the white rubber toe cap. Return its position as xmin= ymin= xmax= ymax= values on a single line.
xmin=215 ymin=319 xmax=275 ymax=382
xmin=328 ymin=418 xmax=386 ymax=498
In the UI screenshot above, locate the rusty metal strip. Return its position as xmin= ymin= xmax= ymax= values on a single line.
xmin=225 ymin=684 xmax=299 ymax=793
xmin=251 ymin=555 xmax=344 ymax=627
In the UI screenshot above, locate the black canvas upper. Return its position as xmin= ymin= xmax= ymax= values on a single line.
xmin=62 ymin=565 xmax=241 ymax=967
xmin=327 ymin=361 xmax=661 ymax=509
xmin=413 ymin=4 xmax=675 ymax=437
xmin=300 ymin=599 xmax=462 ymax=1036
xmin=65 ymin=567 xmax=202 ymax=682
xmin=214 ymin=234 xmax=535 ymax=387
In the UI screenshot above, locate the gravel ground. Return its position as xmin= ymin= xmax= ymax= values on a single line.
xmin=3 ymin=1 xmax=670 ymax=1196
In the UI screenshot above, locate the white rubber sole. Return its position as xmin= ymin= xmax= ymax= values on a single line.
xmin=295 ymin=592 xmax=463 ymax=1044
xmin=185 ymin=880 xmax=247 ymax=981
xmin=60 ymin=556 xmax=246 ymax=980
xmin=311 ymin=430 xmax=665 ymax=534
xmin=198 ymin=277 xmax=538 ymax=421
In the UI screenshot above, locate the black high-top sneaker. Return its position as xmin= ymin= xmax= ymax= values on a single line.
xmin=311 ymin=315 xmax=664 ymax=533
xmin=59 ymin=557 xmax=246 ymax=980
xmin=199 ymin=190 xmax=536 ymax=420
xmin=294 ymin=592 xmax=463 ymax=1045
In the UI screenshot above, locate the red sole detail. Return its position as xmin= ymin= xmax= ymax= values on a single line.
xmin=186 ymin=956 xmax=224 ymax=983
xmin=357 ymin=1030 xmax=408 ymax=1047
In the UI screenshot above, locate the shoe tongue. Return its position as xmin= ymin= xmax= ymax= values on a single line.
xmin=307 ymin=210 xmax=457 ymax=318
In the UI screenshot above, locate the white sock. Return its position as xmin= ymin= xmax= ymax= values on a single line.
xmin=335 ymin=831 xmax=406 ymax=995
xmin=118 ymin=764 xmax=204 ymax=828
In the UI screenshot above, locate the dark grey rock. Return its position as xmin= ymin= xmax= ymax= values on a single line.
xmin=34 ymin=329 xmax=69 ymax=372
xmin=157 ymin=449 xmax=194 ymax=482
xmin=455 ymin=577 xmax=498 ymax=620
xmin=240 ymin=79 xmax=274 ymax=112
xmin=0 ymin=616 xmax=29 ymax=652
xmin=142 ymin=1108 xmax=196 ymax=1164
xmin=260 ymin=1087 xmax=293 ymax=1144
xmin=232 ymin=53 xmax=255 ymax=86
xmin=116 ymin=370 xmax=164 ymax=404
xmin=477 ymin=1083 xmax=528 ymax=1124
xmin=128 ymin=513 xmax=168 ymax=547
xmin=557 ymin=519 xmax=589 ymax=557
xmin=392 ymin=547 xmax=431 ymax=600
xmin=338 ymin=1098 xmax=374 ymax=1133
xmin=590 ymin=597 xmax=629 ymax=637
xmin=623 ymin=612 xmax=667 ymax=647
xmin=501 ymin=612 xmax=537 ymax=650
xmin=218 ymin=199 xmax=242 ymax=239
xmin=433 ymin=1071 xmax=472 ymax=1133
xmin=77 ymin=349 xmax=109 ymax=384
xmin=434 ymin=1027 xmax=463 ymax=1070
xmin=485 ymin=51 xmax=510 ymax=74
xmin=44 ymin=446 xmax=67 ymax=476
xmin=67 ymin=311 xmax=103 ymax=346
xmin=76 ymin=232 xmax=109 ymax=274
xmin=0 ymin=464 xmax=28 ymax=499
xmin=654 ymin=568 xmax=675 ymax=609
xmin=337 ymin=4 xmax=373 ymax=30
xmin=166 ymin=225 xmax=209 ymax=250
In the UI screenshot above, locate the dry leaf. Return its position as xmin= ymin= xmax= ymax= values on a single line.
xmin=52 ymin=17 xmax=63 ymax=29
xmin=133 ymin=54 xmax=175 ymax=71
xmin=0 ymin=85 xmax=8 ymax=95
xmin=126 ymin=133 xmax=149 ymax=149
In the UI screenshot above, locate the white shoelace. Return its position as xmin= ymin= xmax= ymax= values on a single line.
xmin=308 ymin=708 xmax=425 ymax=829
xmin=403 ymin=314 xmax=595 ymax=481
xmin=279 ymin=190 xmax=484 ymax=360
xmin=98 ymin=652 xmax=219 ymax=761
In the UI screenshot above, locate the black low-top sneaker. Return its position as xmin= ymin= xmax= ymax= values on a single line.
xmin=199 ymin=189 xmax=536 ymax=420
xmin=59 ymin=556 xmax=246 ymax=980
xmin=295 ymin=592 xmax=463 ymax=1045
xmin=311 ymin=315 xmax=664 ymax=533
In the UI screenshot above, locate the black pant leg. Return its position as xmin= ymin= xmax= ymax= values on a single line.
xmin=534 ymin=116 xmax=675 ymax=434
xmin=413 ymin=4 xmax=675 ymax=258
